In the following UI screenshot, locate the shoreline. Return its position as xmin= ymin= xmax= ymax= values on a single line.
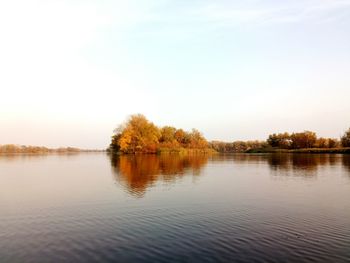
xmin=246 ymin=147 xmax=350 ymax=154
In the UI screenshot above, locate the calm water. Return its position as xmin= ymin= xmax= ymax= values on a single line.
xmin=1 ymin=153 xmax=350 ymax=262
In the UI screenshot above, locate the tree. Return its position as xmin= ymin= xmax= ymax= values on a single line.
xmin=160 ymin=126 xmax=177 ymax=143
xmin=111 ymin=114 xmax=161 ymax=153
xmin=174 ymin=129 xmax=190 ymax=145
xmin=315 ymin=137 xmax=328 ymax=148
xmin=109 ymin=115 xmax=212 ymax=153
xmin=314 ymin=137 xmax=339 ymax=148
xmin=267 ymin=132 xmax=291 ymax=148
xmin=188 ymin=129 xmax=208 ymax=149
xmin=341 ymin=128 xmax=350 ymax=147
xmin=290 ymin=131 xmax=317 ymax=149
xmin=109 ymin=133 xmax=121 ymax=153
xmin=328 ymin=138 xmax=339 ymax=148
xmin=209 ymin=140 xmax=266 ymax=153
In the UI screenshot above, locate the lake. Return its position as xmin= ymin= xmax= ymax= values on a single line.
xmin=1 ymin=153 xmax=350 ymax=262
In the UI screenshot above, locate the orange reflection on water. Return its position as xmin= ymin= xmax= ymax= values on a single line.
xmin=110 ymin=154 xmax=209 ymax=197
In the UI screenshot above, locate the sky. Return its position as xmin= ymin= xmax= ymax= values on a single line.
xmin=1 ymin=0 xmax=350 ymax=149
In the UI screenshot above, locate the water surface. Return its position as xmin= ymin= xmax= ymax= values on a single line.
xmin=1 ymin=153 xmax=350 ymax=262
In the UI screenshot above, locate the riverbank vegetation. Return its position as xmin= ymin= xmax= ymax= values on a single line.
xmin=215 ymin=129 xmax=350 ymax=153
xmin=109 ymin=115 xmax=350 ymax=154
xmin=0 ymin=145 xmax=101 ymax=154
xmin=109 ymin=114 xmax=212 ymax=154
xmin=210 ymin=140 xmax=267 ymax=153
xmin=3 ymin=115 xmax=349 ymax=155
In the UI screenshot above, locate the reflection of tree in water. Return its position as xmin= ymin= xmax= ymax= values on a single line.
xmin=215 ymin=153 xmax=344 ymax=178
xmin=266 ymin=154 xmax=290 ymax=170
xmin=211 ymin=153 xmax=319 ymax=173
xmin=271 ymin=154 xmax=319 ymax=176
xmin=0 ymin=154 xmax=47 ymax=162
xmin=342 ymin=155 xmax=350 ymax=173
xmin=267 ymin=154 xmax=341 ymax=177
xmin=110 ymin=154 xmax=208 ymax=197
xmin=210 ymin=154 xmax=267 ymax=163
xmin=0 ymin=153 xmax=80 ymax=163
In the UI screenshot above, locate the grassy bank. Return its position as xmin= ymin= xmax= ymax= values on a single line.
xmin=157 ymin=147 xmax=216 ymax=155
xmin=108 ymin=147 xmax=216 ymax=155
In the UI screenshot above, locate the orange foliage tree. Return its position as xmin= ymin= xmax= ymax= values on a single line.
xmin=290 ymin=131 xmax=317 ymax=149
xmin=111 ymin=114 xmax=161 ymax=153
xmin=109 ymin=114 xmax=209 ymax=154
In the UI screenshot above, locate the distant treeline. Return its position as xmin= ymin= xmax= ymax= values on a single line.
xmin=211 ymin=129 xmax=350 ymax=153
xmin=267 ymin=131 xmax=340 ymax=149
xmin=210 ymin=140 xmax=267 ymax=153
xmin=0 ymin=145 xmax=101 ymax=154
xmin=109 ymin=114 xmax=350 ymax=154
xmin=4 ymin=115 xmax=350 ymax=154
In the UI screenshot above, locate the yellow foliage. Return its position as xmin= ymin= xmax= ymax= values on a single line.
xmin=109 ymin=114 xmax=209 ymax=154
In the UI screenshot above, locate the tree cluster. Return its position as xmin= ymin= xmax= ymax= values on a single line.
xmin=210 ymin=140 xmax=267 ymax=153
xmin=0 ymin=145 xmax=82 ymax=153
xmin=267 ymin=131 xmax=342 ymax=149
xmin=341 ymin=128 xmax=350 ymax=147
xmin=110 ymin=115 xmax=350 ymax=154
xmin=208 ymin=128 xmax=350 ymax=153
xmin=109 ymin=114 xmax=208 ymax=154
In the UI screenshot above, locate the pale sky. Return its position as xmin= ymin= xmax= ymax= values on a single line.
xmin=1 ymin=0 xmax=350 ymax=149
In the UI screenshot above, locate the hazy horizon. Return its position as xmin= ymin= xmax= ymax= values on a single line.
xmin=1 ymin=0 xmax=350 ymax=149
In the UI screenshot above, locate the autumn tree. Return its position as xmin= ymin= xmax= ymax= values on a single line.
xmin=314 ymin=137 xmax=339 ymax=148
xmin=290 ymin=131 xmax=317 ymax=149
xmin=315 ymin=137 xmax=328 ymax=148
xmin=188 ymin=129 xmax=208 ymax=149
xmin=245 ymin=140 xmax=268 ymax=150
xmin=111 ymin=114 xmax=161 ymax=153
xmin=267 ymin=133 xmax=291 ymax=148
xmin=160 ymin=126 xmax=177 ymax=143
xmin=159 ymin=126 xmax=180 ymax=148
xmin=174 ymin=129 xmax=190 ymax=145
xmin=328 ymin=138 xmax=339 ymax=148
xmin=210 ymin=141 xmax=227 ymax=152
xmin=210 ymin=140 xmax=266 ymax=153
xmin=109 ymin=114 xmax=214 ymax=153
xmin=341 ymin=128 xmax=350 ymax=147
xmin=267 ymin=133 xmax=281 ymax=147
